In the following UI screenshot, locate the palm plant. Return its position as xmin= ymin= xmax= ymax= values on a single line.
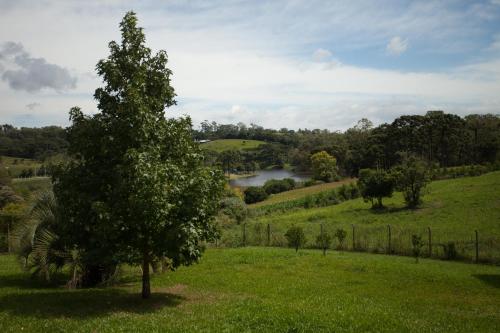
xmin=13 ymin=191 xmax=82 ymax=285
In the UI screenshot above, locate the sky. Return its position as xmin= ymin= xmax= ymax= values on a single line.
xmin=1 ymin=0 xmax=500 ymax=130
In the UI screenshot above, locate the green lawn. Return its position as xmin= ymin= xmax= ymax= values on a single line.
xmin=223 ymin=172 xmax=500 ymax=262
xmin=0 ymin=248 xmax=499 ymax=332
xmin=250 ymin=178 xmax=355 ymax=208
xmin=201 ymin=139 xmax=266 ymax=152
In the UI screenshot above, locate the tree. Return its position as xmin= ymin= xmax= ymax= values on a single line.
xmin=310 ymin=151 xmax=338 ymax=182
xmin=52 ymin=12 xmax=225 ymax=298
xmin=334 ymin=228 xmax=347 ymax=250
xmin=285 ymin=226 xmax=306 ymax=252
xmin=316 ymin=228 xmax=331 ymax=256
xmin=357 ymin=168 xmax=394 ymax=208
xmin=411 ymin=235 xmax=423 ymax=263
xmin=243 ymin=186 xmax=268 ymax=204
xmin=392 ymin=154 xmax=430 ymax=208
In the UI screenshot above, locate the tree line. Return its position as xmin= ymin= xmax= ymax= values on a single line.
xmin=197 ymin=113 xmax=500 ymax=176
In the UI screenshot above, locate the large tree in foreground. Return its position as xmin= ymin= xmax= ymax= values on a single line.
xmin=53 ymin=12 xmax=225 ymax=298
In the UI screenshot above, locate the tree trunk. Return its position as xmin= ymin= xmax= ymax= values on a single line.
xmin=142 ymin=252 xmax=151 ymax=299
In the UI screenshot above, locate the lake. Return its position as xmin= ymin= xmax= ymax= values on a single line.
xmin=229 ymin=169 xmax=310 ymax=187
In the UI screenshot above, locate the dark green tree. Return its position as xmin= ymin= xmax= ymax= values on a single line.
xmin=358 ymin=168 xmax=394 ymax=208
xmin=285 ymin=226 xmax=307 ymax=252
xmin=53 ymin=12 xmax=225 ymax=298
xmin=392 ymin=154 xmax=430 ymax=208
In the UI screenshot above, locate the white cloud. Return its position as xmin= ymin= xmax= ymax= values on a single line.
xmin=386 ymin=36 xmax=408 ymax=55
xmin=312 ymin=48 xmax=332 ymax=62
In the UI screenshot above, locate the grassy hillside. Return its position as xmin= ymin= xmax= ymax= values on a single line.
xmin=250 ymin=178 xmax=355 ymax=208
xmin=0 ymin=248 xmax=499 ymax=332
xmin=10 ymin=177 xmax=51 ymax=200
xmin=224 ymin=172 xmax=500 ymax=262
xmin=201 ymin=139 xmax=265 ymax=152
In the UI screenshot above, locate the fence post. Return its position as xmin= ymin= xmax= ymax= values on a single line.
xmin=475 ymin=230 xmax=479 ymax=264
xmin=428 ymin=227 xmax=432 ymax=258
xmin=352 ymin=224 xmax=355 ymax=251
xmin=387 ymin=225 xmax=391 ymax=254
xmin=267 ymin=224 xmax=271 ymax=246
xmin=242 ymin=223 xmax=246 ymax=247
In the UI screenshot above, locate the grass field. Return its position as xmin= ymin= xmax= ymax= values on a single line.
xmin=222 ymin=172 xmax=500 ymax=262
xmin=1 ymin=156 xmax=42 ymax=178
xmin=10 ymin=177 xmax=52 ymax=200
xmin=0 ymin=247 xmax=499 ymax=332
xmin=201 ymin=139 xmax=266 ymax=152
xmin=250 ymin=178 xmax=355 ymax=208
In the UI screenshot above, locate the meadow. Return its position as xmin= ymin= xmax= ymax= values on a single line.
xmin=0 ymin=247 xmax=499 ymax=332
xmin=201 ymin=139 xmax=265 ymax=152
xmin=221 ymin=172 xmax=500 ymax=263
xmin=249 ymin=178 xmax=355 ymax=208
xmin=0 ymin=156 xmax=42 ymax=178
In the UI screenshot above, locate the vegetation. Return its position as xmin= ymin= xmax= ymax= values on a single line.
xmin=249 ymin=178 xmax=355 ymax=207
xmin=285 ymin=226 xmax=307 ymax=252
xmin=232 ymin=172 xmax=500 ymax=262
xmin=244 ymin=186 xmax=269 ymax=204
xmin=47 ymin=12 xmax=225 ymax=298
xmin=1 ymin=248 xmax=499 ymax=332
xmin=310 ymin=151 xmax=338 ymax=182
xmin=201 ymin=139 xmax=265 ymax=152
xmin=392 ymin=154 xmax=430 ymax=207
xmin=358 ymin=168 xmax=394 ymax=208
xmin=263 ymin=178 xmax=295 ymax=195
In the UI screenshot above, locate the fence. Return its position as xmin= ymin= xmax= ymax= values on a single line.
xmin=216 ymin=223 xmax=500 ymax=265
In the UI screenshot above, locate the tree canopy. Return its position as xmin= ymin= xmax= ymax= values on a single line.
xmin=52 ymin=12 xmax=225 ymax=298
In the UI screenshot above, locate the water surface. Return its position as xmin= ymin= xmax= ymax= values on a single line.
xmin=230 ymin=169 xmax=310 ymax=187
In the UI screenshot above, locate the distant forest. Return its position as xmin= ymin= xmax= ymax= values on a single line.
xmin=1 ymin=111 xmax=499 ymax=176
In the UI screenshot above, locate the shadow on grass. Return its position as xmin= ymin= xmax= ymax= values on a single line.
xmin=473 ymin=274 xmax=500 ymax=288
xmin=0 ymin=286 xmax=184 ymax=319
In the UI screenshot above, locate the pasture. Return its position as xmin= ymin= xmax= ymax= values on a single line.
xmin=201 ymin=139 xmax=266 ymax=152
xmin=221 ymin=172 xmax=500 ymax=263
xmin=0 ymin=248 xmax=499 ymax=332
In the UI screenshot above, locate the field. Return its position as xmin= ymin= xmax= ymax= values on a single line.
xmin=10 ymin=177 xmax=52 ymax=200
xmin=250 ymin=178 xmax=355 ymax=208
xmin=221 ymin=172 xmax=500 ymax=262
xmin=201 ymin=139 xmax=266 ymax=152
xmin=0 ymin=247 xmax=499 ymax=332
xmin=1 ymin=156 xmax=42 ymax=178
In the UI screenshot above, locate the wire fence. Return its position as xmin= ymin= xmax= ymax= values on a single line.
xmin=216 ymin=223 xmax=500 ymax=265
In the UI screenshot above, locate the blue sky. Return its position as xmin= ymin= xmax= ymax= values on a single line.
xmin=1 ymin=0 xmax=500 ymax=130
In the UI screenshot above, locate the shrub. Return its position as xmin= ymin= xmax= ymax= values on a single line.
xmin=316 ymin=231 xmax=332 ymax=255
xmin=244 ymin=186 xmax=269 ymax=204
xmin=263 ymin=178 xmax=295 ymax=195
xmin=285 ymin=226 xmax=307 ymax=252
xmin=411 ymin=235 xmax=423 ymax=263
xmin=220 ymin=197 xmax=248 ymax=224
xmin=334 ymin=228 xmax=347 ymax=250
xmin=442 ymin=242 xmax=457 ymax=260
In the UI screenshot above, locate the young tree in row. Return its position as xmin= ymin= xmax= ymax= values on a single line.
xmin=53 ymin=12 xmax=225 ymax=298
xmin=285 ymin=226 xmax=307 ymax=252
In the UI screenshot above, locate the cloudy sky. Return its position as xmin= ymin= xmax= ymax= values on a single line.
xmin=1 ymin=0 xmax=500 ymax=130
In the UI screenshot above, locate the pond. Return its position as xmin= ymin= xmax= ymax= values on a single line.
xmin=229 ymin=169 xmax=310 ymax=187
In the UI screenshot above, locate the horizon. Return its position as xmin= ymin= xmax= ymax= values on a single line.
xmin=1 ymin=1 xmax=500 ymax=130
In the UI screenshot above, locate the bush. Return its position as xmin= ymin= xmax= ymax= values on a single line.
xmin=244 ymin=186 xmax=269 ymax=204
xmin=442 ymin=242 xmax=457 ymax=260
xmin=334 ymin=228 xmax=347 ymax=250
xmin=263 ymin=178 xmax=295 ymax=195
xmin=316 ymin=231 xmax=332 ymax=255
xmin=285 ymin=226 xmax=307 ymax=252
xmin=220 ymin=197 xmax=248 ymax=224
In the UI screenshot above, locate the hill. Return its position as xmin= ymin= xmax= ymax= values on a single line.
xmin=225 ymin=172 xmax=500 ymax=262
xmin=249 ymin=178 xmax=355 ymax=208
xmin=201 ymin=139 xmax=266 ymax=152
